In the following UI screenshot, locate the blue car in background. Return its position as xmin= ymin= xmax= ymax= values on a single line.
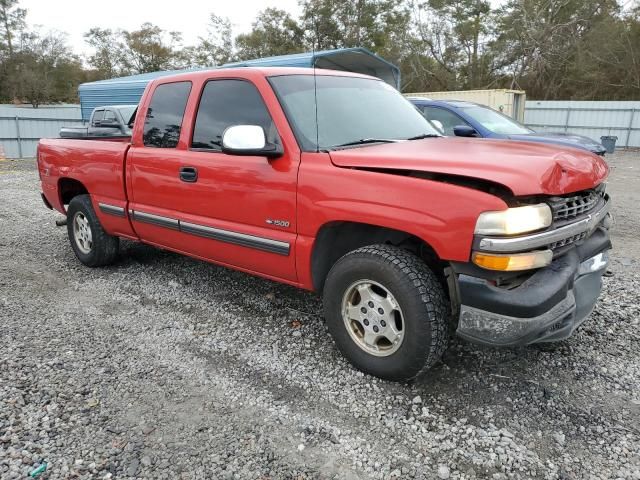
xmin=408 ymin=98 xmax=607 ymax=156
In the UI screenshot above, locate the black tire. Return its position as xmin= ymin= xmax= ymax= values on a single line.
xmin=67 ymin=194 xmax=119 ymax=267
xmin=323 ymin=244 xmax=449 ymax=381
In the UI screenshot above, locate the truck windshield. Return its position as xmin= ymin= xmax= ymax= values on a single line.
xmin=460 ymin=105 xmax=533 ymax=135
xmin=269 ymin=75 xmax=440 ymax=151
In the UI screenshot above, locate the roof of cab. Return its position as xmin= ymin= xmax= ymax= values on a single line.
xmin=150 ymin=66 xmax=376 ymax=84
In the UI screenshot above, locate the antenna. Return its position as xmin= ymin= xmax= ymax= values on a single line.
xmin=312 ymin=12 xmax=320 ymax=153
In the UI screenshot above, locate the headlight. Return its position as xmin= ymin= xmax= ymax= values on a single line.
xmin=474 ymin=204 xmax=552 ymax=236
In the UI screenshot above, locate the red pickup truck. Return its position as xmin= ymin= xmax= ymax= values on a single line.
xmin=38 ymin=67 xmax=611 ymax=381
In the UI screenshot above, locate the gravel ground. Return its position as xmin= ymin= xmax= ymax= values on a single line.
xmin=1 ymin=151 xmax=639 ymax=480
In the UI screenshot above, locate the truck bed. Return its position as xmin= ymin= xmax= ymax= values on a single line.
xmin=38 ymin=137 xmax=131 ymax=216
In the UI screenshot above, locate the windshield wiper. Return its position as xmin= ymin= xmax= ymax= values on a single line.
xmin=406 ymin=133 xmax=442 ymax=140
xmin=331 ymin=138 xmax=399 ymax=149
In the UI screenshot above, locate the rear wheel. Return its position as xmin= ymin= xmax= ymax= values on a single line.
xmin=67 ymin=194 xmax=119 ymax=267
xmin=323 ymin=244 xmax=449 ymax=381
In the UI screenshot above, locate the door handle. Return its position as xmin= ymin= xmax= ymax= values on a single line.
xmin=179 ymin=166 xmax=198 ymax=183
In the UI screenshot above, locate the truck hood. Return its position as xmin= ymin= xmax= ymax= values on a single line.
xmin=329 ymin=137 xmax=608 ymax=196
xmin=507 ymin=132 xmax=606 ymax=155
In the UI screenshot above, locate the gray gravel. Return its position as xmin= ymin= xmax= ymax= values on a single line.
xmin=1 ymin=151 xmax=639 ymax=480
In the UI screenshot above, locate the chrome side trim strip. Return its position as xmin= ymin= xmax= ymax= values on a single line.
xmin=129 ymin=208 xmax=290 ymax=255
xmin=180 ymin=221 xmax=290 ymax=256
xmin=478 ymin=198 xmax=610 ymax=253
xmin=131 ymin=210 xmax=179 ymax=230
xmin=98 ymin=203 xmax=125 ymax=217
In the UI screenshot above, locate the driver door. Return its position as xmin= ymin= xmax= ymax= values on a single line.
xmin=128 ymin=77 xmax=299 ymax=282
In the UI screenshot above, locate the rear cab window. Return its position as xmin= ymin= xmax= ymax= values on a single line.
xmin=143 ymin=81 xmax=192 ymax=148
xmin=103 ymin=110 xmax=117 ymax=123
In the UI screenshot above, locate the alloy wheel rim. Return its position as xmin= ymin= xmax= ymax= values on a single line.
xmin=73 ymin=212 xmax=93 ymax=254
xmin=341 ymin=279 xmax=405 ymax=357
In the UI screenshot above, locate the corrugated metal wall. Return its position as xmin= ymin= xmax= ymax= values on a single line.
xmin=525 ymin=100 xmax=640 ymax=148
xmin=0 ymin=104 xmax=83 ymax=158
xmin=1 ymin=100 xmax=638 ymax=158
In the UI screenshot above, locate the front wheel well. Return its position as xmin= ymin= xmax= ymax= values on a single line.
xmin=310 ymin=222 xmax=446 ymax=293
xmin=58 ymin=178 xmax=88 ymax=208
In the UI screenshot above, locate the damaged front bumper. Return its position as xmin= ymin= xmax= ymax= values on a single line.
xmin=455 ymin=227 xmax=611 ymax=346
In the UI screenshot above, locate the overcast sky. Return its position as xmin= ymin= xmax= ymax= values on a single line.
xmin=20 ymin=0 xmax=302 ymax=57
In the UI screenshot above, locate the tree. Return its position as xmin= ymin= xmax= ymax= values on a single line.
xmin=84 ymin=28 xmax=123 ymax=78
xmin=0 ymin=0 xmax=25 ymax=57
xmin=301 ymin=0 xmax=411 ymax=55
xmin=119 ymin=22 xmax=181 ymax=73
xmin=83 ymin=23 xmax=187 ymax=75
xmin=412 ymin=0 xmax=494 ymax=90
xmin=188 ymin=14 xmax=235 ymax=66
xmin=300 ymin=0 xmax=415 ymax=90
xmin=236 ymin=8 xmax=305 ymax=59
xmin=2 ymin=0 xmax=638 ymax=105
xmin=7 ymin=29 xmax=84 ymax=106
xmin=492 ymin=0 xmax=620 ymax=98
xmin=570 ymin=7 xmax=640 ymax=99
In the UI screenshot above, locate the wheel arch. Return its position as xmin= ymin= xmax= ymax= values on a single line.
xmin=58 ymin=177 xmax=89 ymax=209
xmin=310 ymin=221 xmax=447 ymax=293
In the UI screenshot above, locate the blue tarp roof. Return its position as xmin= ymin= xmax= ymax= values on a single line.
xmin=77 ymin=48 xmax=400 ymax=120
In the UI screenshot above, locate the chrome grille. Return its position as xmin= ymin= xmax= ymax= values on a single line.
xmin=548 ymin=185 xmax=605 ymax=222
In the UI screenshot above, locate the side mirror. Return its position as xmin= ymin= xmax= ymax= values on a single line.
xmin=453 ymin=125 xmax=478 ymax=137
xmin=222 ymin=125 xmax=283 ymax=158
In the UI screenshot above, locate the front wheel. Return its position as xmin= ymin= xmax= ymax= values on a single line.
xmin=67 ymin=194 xmax=119 ymax=267
xmin=323 ymin=244 xmax=449 ymax=381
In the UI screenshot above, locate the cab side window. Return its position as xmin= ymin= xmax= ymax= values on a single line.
xmin=143 ymin=81 xmax=192 ymax=148
xmin=192 ymin=79 xmax=277 ymax=151
xmin=421 ymin=106 xmax=470 ymax=136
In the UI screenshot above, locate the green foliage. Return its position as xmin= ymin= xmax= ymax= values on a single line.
xmin=84 ymin=28 xmax=122 ymax=78
xmin=188 ymin=14 xmax=235 ymax=66
xmin=0 ymin=0 xmax=639 ymax=104
xmin=300 ymin=0 xmax=412 ymax=59
xmin=491 ymin=0 xmax=624 ymax=98
xmin=0 ymin=0 xmax=84 ymax=107
xmin=413 ymin=0 xmax=494 ymax=89
xmin=236 ymin=8 xmax=305 ymax=59
xmin=119 ymin=23 xmax=182 ymax=73
xmin=0 ymin=0 xmax=25 ymax=56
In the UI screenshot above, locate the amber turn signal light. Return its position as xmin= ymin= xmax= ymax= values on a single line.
xmin=472 ymin=250 xmax=553 ymax=271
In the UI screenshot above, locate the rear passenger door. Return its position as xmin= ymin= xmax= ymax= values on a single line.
xmin=128 ymin=78 xmax=299 ymax=283
xmin=126 ymin=81 xmax=193 ymax=248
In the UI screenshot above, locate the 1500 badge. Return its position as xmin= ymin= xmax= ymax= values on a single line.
xmin=266 ymin=219 xmax=290 ymax=228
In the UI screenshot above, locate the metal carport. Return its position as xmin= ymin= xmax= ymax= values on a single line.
xmin=77 ymin=48 xmax=400 ymax=121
